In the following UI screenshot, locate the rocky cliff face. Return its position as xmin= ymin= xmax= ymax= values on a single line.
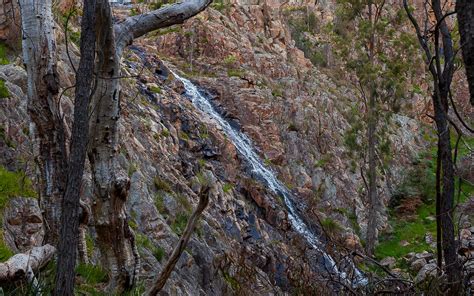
xmin=151 ymin=0 xmax=426 ymax=240
xmin=0 ymin=1 xmax=430 ymax=294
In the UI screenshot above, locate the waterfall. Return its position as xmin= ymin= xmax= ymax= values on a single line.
xmin=171 ymin=71 xmax=367 ymax=286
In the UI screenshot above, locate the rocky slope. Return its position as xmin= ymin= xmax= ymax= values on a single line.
xmin=0 ymin=0 xmax=449 ymax=294
xmin=150 ymin=0 xmax=427 ymax=242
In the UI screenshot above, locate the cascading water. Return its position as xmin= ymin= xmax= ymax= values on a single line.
xmin=170 ymin=70 xmax=367 ymax=286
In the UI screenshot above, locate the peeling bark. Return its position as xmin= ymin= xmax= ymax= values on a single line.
xmin=88 ymin=1 xmax=135 ymax=292
xmin=19 ymin=0 xmax=68 ymax=245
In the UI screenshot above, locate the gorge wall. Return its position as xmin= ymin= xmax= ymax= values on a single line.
xmin=0 ymin=0 xmax=435 ymax=294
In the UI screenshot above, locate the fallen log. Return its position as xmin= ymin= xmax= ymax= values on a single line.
xmin=0 ymin=244 xmax=56 ymax=282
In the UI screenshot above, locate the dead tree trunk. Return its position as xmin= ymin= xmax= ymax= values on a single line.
xmin=456 ymin=0 xmax=474 ymax=106
xmin=0 ymin=245 xmax=56 ymax=282
xmin=148 ymin=187 xmax=210 ymax=295
xmin=87 ymin=0 xmax=212 ymax=292
xmin=54 ymin=0 xmax=97 ymax=294
xmin=19 ymin=0 xmax=68 ymax=245
xmin=88 ymin=1 xmax=135 ymax=292
xmin=404 ymin=0 xmax=460 ymax=292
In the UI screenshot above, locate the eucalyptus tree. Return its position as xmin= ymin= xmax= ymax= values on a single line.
xmin=333 ymin=0 xmax=419 ymax=256
xmin=403 ymin=0 xmax=460 ymax=292
xmin=20 ymin=0 xmax=213 ymax=294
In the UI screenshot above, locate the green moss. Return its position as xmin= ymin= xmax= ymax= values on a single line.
xmin=136 ymin=233 xmax=153 ymax=250
xmin=0 ymin=79 xmax=10 ymax=98
xmin=76 ymin=263 xmax=108 ymax=284
xmin=171 ymin=212 xmax=189 ymax=236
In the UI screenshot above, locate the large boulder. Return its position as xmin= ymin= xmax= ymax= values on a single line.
xmin=3 ymin=197 xmax=44 ymax=253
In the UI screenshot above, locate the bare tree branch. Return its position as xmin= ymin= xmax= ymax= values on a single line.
xmin=147 ymin=186 xmax=210 ymax=295
xmin=114 ymin=0 xmax=213 ymax=52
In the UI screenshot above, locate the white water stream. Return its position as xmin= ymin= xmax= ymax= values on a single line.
xmin=171 ymin=71 xmax=366 ymax=285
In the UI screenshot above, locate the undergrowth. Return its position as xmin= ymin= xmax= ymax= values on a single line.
xmin=375 ymin=134 xmax=474 ymax=266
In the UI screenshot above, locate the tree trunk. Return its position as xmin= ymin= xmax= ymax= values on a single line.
xmin=365 ymin=90 xmax=378 ymax=257
xmin=0 ymin=245 xmax=56 ymax=282
xmin=457 ymin=0 xmax=474 ymax=106
xmin=432 ymin=0 xmax=460 ymax=292
xmin=435 ymin=146 xmax=443 ymax=271
xmin=19 ymin=0 xmax=68 ymax=245
xmin=87 ymin=0 xmax=212 ymax=292
xmin=433 ymin=91 xmax=460 ymax=294
xmin=54 ymin=0 xmax=97 ymax=294
xmin=88 ymin=1 xmax=136 ymax=292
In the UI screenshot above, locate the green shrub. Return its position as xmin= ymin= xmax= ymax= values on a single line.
xmin=76 ymin=263 xmax=108 ymax=284
xmin=161 ymin=129 xmax=170 ymax=137
xmin=0 ymin=232 xmax=13 ymax=262
xmin=222 ymin=183 xmax=233 ymax=193
xmin=149 ymin=86 xmax=161 ymax=94
xmin=223 ymin=272 xmax=240 ymax=291
xmin=153 ymin=246 xmax=165 ymax=262
xmin=223 ymin=55 xmax=237 ymax=66
xmin=155 ymin=192 xmax=166 ymax=213
xmin=0 ymin=166 xmax=35 ymax=210
xmin=211 ymin=0 xmax=229 ymax=11
xmin=227 ymin=69 xmax=245 ymax=78
xmin=0 ymin=79 xmax=10 ymax=98
xmin=154 ymin=177 xmax=173 ymax=193
xmin=171 ymin=212 xmax=189 ymax=236
xmin=0 ymin=43 xmax=9 ymax=65
xmin=320 ymin=217 xmax=342 ymax=235
xmin=272 ymin=88 xmax=283 ymax=98
xmin=176 ymin=193 xmax=192 ymax=212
